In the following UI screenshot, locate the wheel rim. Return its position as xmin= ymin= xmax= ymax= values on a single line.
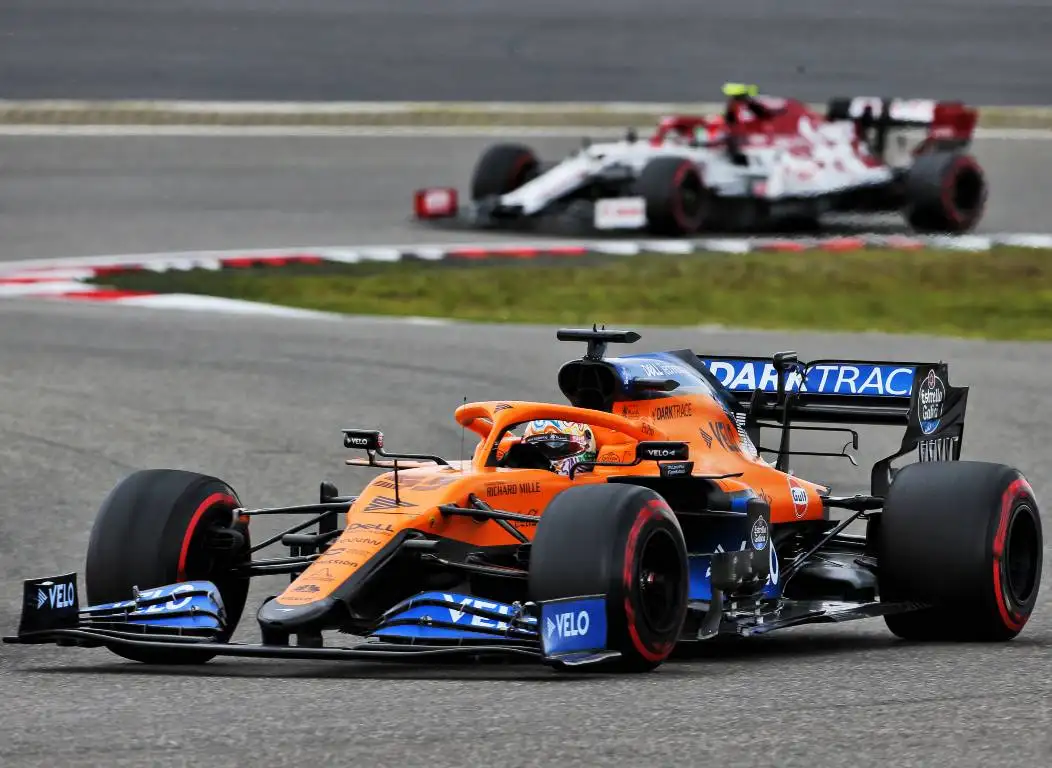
xmin=674 ymin=169 xmax=705 ymax=228
xmin=943 ymin=162 xmax=985 ymax=224
xmin=635 ymin=527 xmax=684 ymax=635
xmin=179 ymin=495 xmax=247 ymax=583
xmin=1003 ymin=503 xmax=1040 ymax=606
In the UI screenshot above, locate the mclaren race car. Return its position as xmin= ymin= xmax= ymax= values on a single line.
xmin=413 ymin=84 xmax=988 ymax=236
xmin=6 ymin=328 xmax=1042 ymax=673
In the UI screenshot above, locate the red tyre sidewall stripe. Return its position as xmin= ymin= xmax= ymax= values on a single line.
xmin=621 ymin=499 xmax=674 ymax=663
xmin=940 ymin=157 xmax=985 ymax=228
xmin=670 ymin=162 xmax=701 ymax=233
xmin=177 ymin=492 xmax=236 ymax=582
xmin=991 ymin=477 xmax=1033 ymax=632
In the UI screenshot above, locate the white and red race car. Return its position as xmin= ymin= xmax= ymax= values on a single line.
xmin=413 ymin=85 xmax=987 ymax=236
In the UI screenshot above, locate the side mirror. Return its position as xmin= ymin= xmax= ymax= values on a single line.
xmin=635 ymin=441 xmax=690 ymax=462
xmin=342 ymin=430 xmax=384 ymax=451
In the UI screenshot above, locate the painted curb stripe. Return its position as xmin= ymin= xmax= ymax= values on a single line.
xmin=3 ymin=234 xmax=1052 ymax=313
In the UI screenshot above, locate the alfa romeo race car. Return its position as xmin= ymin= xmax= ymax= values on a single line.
xmin=413 ymin=84 xmax=988 ymax=236
xmin=5 ymin=329 xmax=1041 ymax=673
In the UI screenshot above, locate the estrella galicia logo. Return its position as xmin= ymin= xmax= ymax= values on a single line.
xmin=750 ymin=517 xmax=769 ymax=551
xmin=918 ymin=369 xmax=946 ymax=435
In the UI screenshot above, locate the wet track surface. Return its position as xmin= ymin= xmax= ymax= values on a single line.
xmin=4 ymin=0 xmax=1052 ymax=104
xmin=1 ymin=305 xmax=1051 ymax=767
xmin=1 ymin=132 xmax=1051 ymax=263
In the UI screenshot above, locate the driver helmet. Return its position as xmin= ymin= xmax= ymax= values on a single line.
xmin=521 ymin=420 xmax=597 ymax=475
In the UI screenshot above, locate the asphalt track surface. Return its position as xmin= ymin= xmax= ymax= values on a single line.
xmin=4 ymin=0 xmax=1052 ymax=104
xmin=1 ymin=302 xmax=1051 ymax=768
xmin=2 ymin=132 xmax=1052 ymax=262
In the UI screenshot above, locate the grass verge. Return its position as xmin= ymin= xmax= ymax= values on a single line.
xmin=93 ymin=247 xmax=1052 ymax=340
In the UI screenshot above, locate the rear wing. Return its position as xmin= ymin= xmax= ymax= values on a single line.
xmin=826 ymin=96 xmax=978 ymax=158
xmin=695 ymin=353 xmax=969 ymax=495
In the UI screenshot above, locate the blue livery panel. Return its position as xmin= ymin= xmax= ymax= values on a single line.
xmin=86 ymin=581 xmax=226 ymax=631
xmin=610 ymin=352 xmax=720 ymax=395
xmin=369 ymin=592 xmax=536 ymax=642
xmin=698 ymin=359 xmax=916 ymax=398
xmin=540 ymin=597 xmax=608 ymax=657
xmin=686 ymin=521 xmax=782 ymax=602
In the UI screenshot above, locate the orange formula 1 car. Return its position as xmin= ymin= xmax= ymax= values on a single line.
xmin=5 ymin=329 xmax=1043 ymax=673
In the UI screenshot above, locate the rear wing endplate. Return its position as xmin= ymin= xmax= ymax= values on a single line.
xmin=696 ymin=354 xmax=969 ymax=495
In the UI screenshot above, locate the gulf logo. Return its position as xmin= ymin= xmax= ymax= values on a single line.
xmin=788 ymin=476 xmax=809 ymax=519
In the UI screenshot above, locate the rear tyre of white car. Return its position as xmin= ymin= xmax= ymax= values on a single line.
xmin=470 ymin=143 xmax=540 ymax=200
xmin=636 ymin=157 xmax=709 ymax=235
xmin=903 ymin=151 xmax=986 ymax=233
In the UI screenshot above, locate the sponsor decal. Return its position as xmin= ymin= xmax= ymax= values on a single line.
xmin=652 ymin=403 xmax=692 ymax=421
xmin=917 ymin=369 xmax=946 ymax=435
xmin=374 ymin=474 xmax=457 ymax=491
xmin=494 ymin=403 xmax=513 ymax=412
xmin=34 ymin=581 xmax=75 ymax=610
xmin=660 ymin=461 xmax=693 ymax=478
xmin=485 ymin=481 xmax=541 ymax=498
xmin=788 ymin=476 xmax=809 ymax=519
xmin=710 ymin=420 xmax=741 ymax=454
xmin=362 ymin=495 xmax=417 ymax=513
xmin=293 ymin=583 xmax=320 ymax=593
xmin=619 ymin=404 xmax=641 ymax=418
xmin=594 ymin=197 xmax=647 ymax=230
xmin=750 ymin=517 xmax=769 ymax=551
xmin=323 ymin=559 xmax=361 ymax=568
xmin=98 ymin=583 xmax=196 ymax=613
xmin=700 ymin=360 xmax=915 ymax=398
xmin=311 ymin=567 xmax=335 ymax=582
xmin=640 ymin=421 xmax=656 ymax=437
xmin=598 ymin=451 xmax=622 ymax=463
xmin=347 ymin=522 xmax=395 ymax=535
xmin=698 ymin=427 xmax=713 ymax=448
xmin=919 ymin=434 xmax=958 ymax=462
xmin=638 ymin=442 xmax=689 ymax=460
xmin=540 ymin=598 xmax=608 ymax=656
xmin=639 ymin=361 xmax=685 ymax=379
xmin=444 ymin=594 xmax=512 ymax=630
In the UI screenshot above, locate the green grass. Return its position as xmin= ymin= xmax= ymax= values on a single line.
xmin=94 ymin=247 xmax=1052 ymax=340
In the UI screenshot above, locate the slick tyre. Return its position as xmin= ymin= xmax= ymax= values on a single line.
xmin=470 ymin=143 xmax=540 ymax=200
xmin=636 ymin=157 xmax=709 ymax=235
xmin=903 ymin=151 xmax=986 ymax=233
xmin=877 ymin=461 xmax=1042 ymax=641
xmin=85 ymin=469 xmax=252 ymax=664
xmin=529 ymin=485 xmax=689 ymax=672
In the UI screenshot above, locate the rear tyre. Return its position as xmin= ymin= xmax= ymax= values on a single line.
xmin=635 ymin=157 xmax=709 ymax=235
xmin=85 ymin=469 xmax=252 ymax=664
xmin=529 ymin=484 xmax=689 ymax=672
xmin=903 ymin=151 xmax=986 ymax=233
xmin=470 ymin=143 xmax=540 ymax=200
xmin=877 ymin=461 xmax=1042 ymax=641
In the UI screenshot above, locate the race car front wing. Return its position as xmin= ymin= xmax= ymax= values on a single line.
xmin=5 ymin=572 xmax=924 ymax=666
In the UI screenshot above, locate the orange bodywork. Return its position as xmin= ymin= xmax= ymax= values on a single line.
xmin=274 ymin=391 xmax=827 ymax=607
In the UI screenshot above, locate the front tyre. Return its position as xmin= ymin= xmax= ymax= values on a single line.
xmin=85 ymin=469 xmax=252 ymax=663
xmin=470 ymin=143 xmax=540 ymax=201
xmin=529 ymin=484 xmax=689 ymax=672
xmin=878 ymin=461 xmax=1042 ymax=641
xmin=635 ymin=157 xmax=709 ymax=236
